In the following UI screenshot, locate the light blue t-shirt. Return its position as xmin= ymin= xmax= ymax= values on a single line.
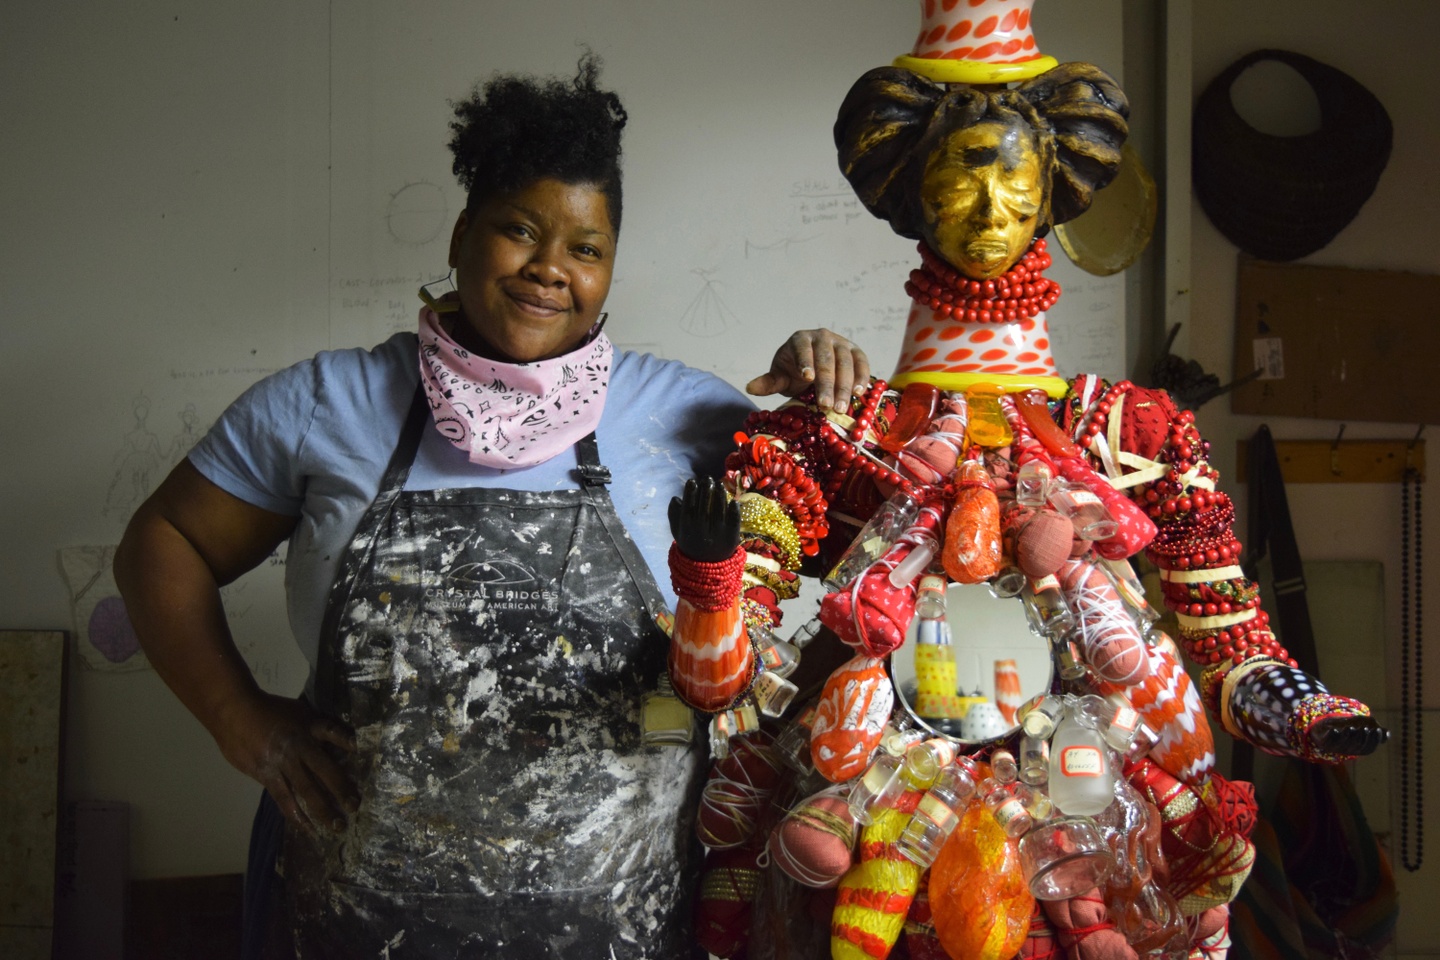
xmin=189 ymin=332 xmax=754 ymax=672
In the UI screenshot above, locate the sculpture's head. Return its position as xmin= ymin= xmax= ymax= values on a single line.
xmin=920 ymin=115 xmax=1046 ymax=279
xmin=836 ymin=62 xmax=1129 ymax=281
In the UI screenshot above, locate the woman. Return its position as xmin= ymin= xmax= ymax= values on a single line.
xmin=114 ymin=55 xmax=867 ymax=959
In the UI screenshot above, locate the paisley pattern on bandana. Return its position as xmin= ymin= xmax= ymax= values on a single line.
xmin=417 ymin=306 xmax=612 ymax=468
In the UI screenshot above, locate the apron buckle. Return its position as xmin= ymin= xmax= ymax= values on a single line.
xmin=577 ymin=463 xmax=612 ymax=487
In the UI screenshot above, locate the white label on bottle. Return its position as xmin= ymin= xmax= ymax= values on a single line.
xmin=1111 ymin=705 xmax=1139 ymax=733
xmin=918 ymin=793 xmax=957 ymax=829
xmin=1069 ymin=489 xmax=1102 ymax=507
xmin=992 ymin=797 xmax=1026 ymax=827
xmin=1034 ymin=574 xmax=1060 ymax=593
xmin=1059 ymin=745 xmax=1105 ymax=778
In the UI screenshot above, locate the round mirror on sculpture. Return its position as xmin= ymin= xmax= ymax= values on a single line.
xmin=890 ymin=581 xmax=1054 ymax=745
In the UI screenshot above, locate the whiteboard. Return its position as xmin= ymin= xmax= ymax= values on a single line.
xmin=0 ymin=0 xmax=1123 ymax=877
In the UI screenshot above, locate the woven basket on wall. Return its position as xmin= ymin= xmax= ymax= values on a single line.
xmin=1192 ymin=49 xmax=1392 ymax=262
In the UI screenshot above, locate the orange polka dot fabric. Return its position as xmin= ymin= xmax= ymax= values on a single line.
xmin=894 ymin=303 xmax=1058 ymax=379
xmin=912 ymin=0 xmax=1043 ymax=63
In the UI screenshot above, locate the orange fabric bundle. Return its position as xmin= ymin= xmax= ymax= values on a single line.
xmin=929 ymin=800 xmax=1034 ymax=960
xmin=942 ymin=462 xmax=1001 ymax=584
xmin=1092 ymin=631 xmax=1215 ymax=784
xmin=668 ymin=596 xmax=753 ymax=712
xmin=810 ymin=656 xmax=893 ymax=782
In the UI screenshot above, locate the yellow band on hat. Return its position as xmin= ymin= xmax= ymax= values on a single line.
xmin=893 ymin=54 xmax=1059 ymax=86
xmin=889 ymin=370 xmax=1068 ymax=398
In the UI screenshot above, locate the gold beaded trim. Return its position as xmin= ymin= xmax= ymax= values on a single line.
xmin=700 ymin=865 xmax=762 ymax=902
xmin=736 ymin=493 xmax=803 ymax=570
xmin=743 ymin=565 xmax=802 ymax=600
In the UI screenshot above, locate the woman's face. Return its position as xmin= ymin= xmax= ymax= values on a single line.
xmin=447 ymin=178 xmax=616 ymax=363
xmin=919 ymin=119 xmax=1045 ymax=280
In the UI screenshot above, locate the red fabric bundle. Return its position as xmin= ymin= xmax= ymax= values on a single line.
xmin=694 ymin=844 xmax=763 ymax=958
xmin=1052 ymin=455 xmax=1156 ymax=561
xmin=696 ymin=732 xmax=782 ymax=850
xmin=1041 ymin=893 xmax=1137 ymax=960
xmin=904 ymin=883 xmax=949 ymax=960
xmin=1115 ymin=385 xmax=1180 ymax=463
xmin=1126 ymin=760 xmax=1257 ymax=913
xmin=1020 ymin=900 xmax=1061 ymax=960
xmin=819 ymin=503 xmax=943 ymax=658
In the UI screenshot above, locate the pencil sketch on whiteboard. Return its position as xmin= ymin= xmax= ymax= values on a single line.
xmin=679 ymin=268 xmax=739 ymax=338
xmin=385 ymin=181 xmax=451 ymax=247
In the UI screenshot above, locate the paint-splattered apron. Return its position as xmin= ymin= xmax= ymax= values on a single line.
xmin=286 ymin=391 xmax=704 ymax=958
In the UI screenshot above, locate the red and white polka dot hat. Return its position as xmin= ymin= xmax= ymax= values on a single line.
xmin=897 ymin=0 xmax=1057 ymax=85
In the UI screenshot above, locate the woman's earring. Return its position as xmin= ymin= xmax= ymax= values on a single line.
xmin=419 ymin=271 xmax=461 ymax=313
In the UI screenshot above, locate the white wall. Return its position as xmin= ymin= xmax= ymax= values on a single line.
xmin=0 ymin=0 xmax=1125 ymax=878
xmin=1187 ymin=1 xmax=1440 ymax=953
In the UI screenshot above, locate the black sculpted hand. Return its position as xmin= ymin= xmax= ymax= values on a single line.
xmin=1309 ymin=714 xmax=1389 ymax=758
xmin=668 ymin=477 xmax=741 ymax=563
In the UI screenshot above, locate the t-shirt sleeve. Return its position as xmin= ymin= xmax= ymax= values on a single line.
xmin=186 ymin=359 xmax=321 ymax=516
xmin=675 ymin=368 xmax=755 ymax=476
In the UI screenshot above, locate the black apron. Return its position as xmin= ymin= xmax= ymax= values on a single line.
xmin=285 ymin=390 xmax=705 ymax=958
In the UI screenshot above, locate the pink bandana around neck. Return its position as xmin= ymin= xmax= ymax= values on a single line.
xmin=417 ymin=306 xmax=613 ymax=468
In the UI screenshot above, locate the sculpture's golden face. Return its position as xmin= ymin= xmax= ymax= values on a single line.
xmin=920 ymin=119 xmax=1044 ymax=280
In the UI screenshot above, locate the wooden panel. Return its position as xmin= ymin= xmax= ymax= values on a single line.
xmin=1236 ymin=438 xmax=1426 ymax=483
xmin=53 ymin=800 xmax=128 ymax=960
xmin=1230 ymin=258 xmax=1440 ymax=424
xmin=0 ymin=630 xmax=67 ymax=960
xmin=128 ymin=874 xmax=242 ymax=960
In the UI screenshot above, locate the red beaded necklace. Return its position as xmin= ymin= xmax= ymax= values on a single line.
xmin=904 ymin=239 xmax=1060 ymax=323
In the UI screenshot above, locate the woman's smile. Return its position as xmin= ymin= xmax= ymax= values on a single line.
xmin=507 ymin=288 xmax=566 ymax=317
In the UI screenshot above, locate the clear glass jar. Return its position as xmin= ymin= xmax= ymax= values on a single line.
xmin=898 ymin=757 xmax=980 ymax=867
xmin=1047 ymin=711 xmax=1115 ymax=817
xmin=1019 ymin=735 xmax=1050 ymax=786
xmin=979 ymin=777 xmax=1033 ymax=839
xmin=824 ymin=490 xmax=920 ymax=590
xmin=1022 ymin=574 xmax=1074 ymax=638
xmin=1019 ymin=815 xmax=1114 ymax=900
xmin=1049 ymin=482 xmax=1118 ymax=541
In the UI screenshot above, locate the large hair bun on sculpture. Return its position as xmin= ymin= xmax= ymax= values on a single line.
xmin=1017 ymin=62 xmax=1130 ymax=226
xmin=834 ymin=66 xmax=948 ymax=241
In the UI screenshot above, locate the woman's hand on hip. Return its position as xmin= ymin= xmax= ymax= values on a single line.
xmin=745 ymin=328 xmax=871 ymax=411
xmin=216 ymin=691 xmax=360 ymax=836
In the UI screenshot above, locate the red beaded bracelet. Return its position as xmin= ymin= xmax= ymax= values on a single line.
xmin=669 ymin=543 xmax=746 ymax=612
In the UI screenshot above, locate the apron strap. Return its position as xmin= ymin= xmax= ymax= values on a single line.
xmin=575 ymin=433 xmax=673 ymax=628
xmin=313 ymin=385 xmax=430 ymax=711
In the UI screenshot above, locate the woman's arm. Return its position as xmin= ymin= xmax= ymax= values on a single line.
xmin=114 ymin=460 xmax=359 ymax=833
